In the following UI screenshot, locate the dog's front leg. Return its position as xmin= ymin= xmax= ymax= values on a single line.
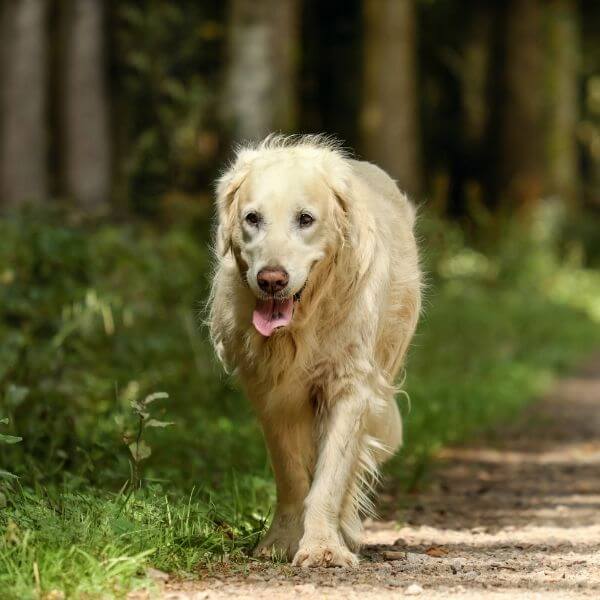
xmin=292 ymin=381 xmax=369 ymax=568
xmin=254 ymin=404 xmax=315 ymax=560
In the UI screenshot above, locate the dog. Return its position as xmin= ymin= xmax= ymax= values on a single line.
xmin=209 ymin=135 xmax=421 ymax=567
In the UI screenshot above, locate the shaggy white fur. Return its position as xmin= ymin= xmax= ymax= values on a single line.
xmin=209 ymin=135 xmax=422 ymax=567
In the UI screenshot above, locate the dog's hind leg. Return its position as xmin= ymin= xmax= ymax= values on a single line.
xmin=338 ymin=440 xmax=375 ymax=552
xmin=339 ymin=396 xmax=402 ymax=551
xmin=369 ymin=397 xmax=403 ymax=461
xmin=339 ymin=488 xmax=363 ymax=552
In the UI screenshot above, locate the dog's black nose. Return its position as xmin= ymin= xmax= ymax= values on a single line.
xmin=257 ymin=267 xmax=289 ymax=294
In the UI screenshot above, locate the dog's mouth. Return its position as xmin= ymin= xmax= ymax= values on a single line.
xmin=252 ymin=287 xmax=304 ymax=337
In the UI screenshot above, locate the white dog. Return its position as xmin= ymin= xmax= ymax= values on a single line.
xmin=209 ymin=135 xmax=421 ymax=567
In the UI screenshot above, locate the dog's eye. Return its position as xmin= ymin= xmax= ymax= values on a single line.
xmin=298 ymin=212 xmax=314 ymax=228
xmin=245 ymin=211 xmax=261 ymax=226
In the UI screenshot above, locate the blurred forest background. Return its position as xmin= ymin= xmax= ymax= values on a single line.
xmin=1 ymin=0 xmax=600 ymax=216
xmin=1 ymin=1 xmax=600 ymax=598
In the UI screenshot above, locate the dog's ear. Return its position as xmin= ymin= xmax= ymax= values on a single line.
xmin=330 ymin=188 xmax=351 ymax=247
xmin=326 ymin=162 xmax=375 ymax=277
xmin=215 ymin=149 xmax=255 ymax=256
xmin=322 ymin=159 xmax=354 ymax=246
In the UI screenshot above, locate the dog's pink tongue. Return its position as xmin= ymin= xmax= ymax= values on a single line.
xmin=252 ymin=297 xmax=294 ymax=337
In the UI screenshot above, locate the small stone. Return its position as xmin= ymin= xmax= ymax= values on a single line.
xmin=451 ymin=557 xmax=466 ymax=573
xmin=146 ymin=567 xmax=170 ymax=583
xmin=126 ymin=590 xmax=150 ymax=600
xmin=383 ymin=550 xmax=407 ymax=561
xmin=404 ymin=582 xmax=424 ymax=595
xmin=294 ymin=583 xmax=316 ymax=594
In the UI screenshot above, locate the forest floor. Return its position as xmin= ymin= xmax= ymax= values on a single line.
xmin=151 ymin=353 xmax=600 ymax=599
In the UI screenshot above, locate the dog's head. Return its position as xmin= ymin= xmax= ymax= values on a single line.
xmin=215 ymin=138 xmax=351 ymax=337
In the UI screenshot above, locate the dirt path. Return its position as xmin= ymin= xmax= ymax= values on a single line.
xmin=160 ymin=355 xmax=600 ymax=599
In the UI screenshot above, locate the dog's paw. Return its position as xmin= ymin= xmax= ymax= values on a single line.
xmin=253 ymin=519 xmax=302 ymax=561
xmin=253 ymin=536 xmax=298 ymax=561
xmin=292 ymin=542 xmax=359 ymax=568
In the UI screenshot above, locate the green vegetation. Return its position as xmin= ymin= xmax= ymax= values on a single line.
xmin=1 ymin=210 xmax=599 ymax=598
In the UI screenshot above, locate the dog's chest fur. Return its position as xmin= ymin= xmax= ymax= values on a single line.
xmin=235 ymin=323 xmax=342 ymax=413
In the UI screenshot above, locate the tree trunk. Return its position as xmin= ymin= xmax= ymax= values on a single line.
xmin=361 ymin=0 xmax=421 ymax=197
xmin=223 ymin=0 xmax=299 ymax=143
xmin=545 ymin=0 xmax=580 ymax=206
xmin=460 ymin=4 xmax=493 ymax=151
xmin=500 ymin=0 xmax=545 ymax=210
xmin=62 ymin=0 xmax=111 ymax=211
xmin=444 ymin=0 xmax=496 ymax=214
xmin=1 ymin=0 xmax=48 ymax=208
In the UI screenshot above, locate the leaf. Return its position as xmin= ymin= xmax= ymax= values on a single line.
xmin=145 ymin=419 xmax=175 ymax=429
xmin=0 ymin=433 xmax=22 ymax=445
xmin=128 ymin=440 xmax=151 ymax=462
xmin=0 ymin=469 xmax=19 ymax=480
xmin=143 ymin=392 xmax=169 ymax=405
xmin=4 ymin=385 xmax=28 ymax=408
xmin=425 ymin=545 xmax=449 ymax=557
xmin=130 ymin=401 xmax=149 ymax=420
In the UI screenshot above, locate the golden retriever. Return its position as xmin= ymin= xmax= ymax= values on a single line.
xmin=209 ymin=135 xmax=421 ymax=567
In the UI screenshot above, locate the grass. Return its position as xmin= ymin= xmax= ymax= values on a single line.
xmin=2 ymin=484 xmax=266 ymax=599
xmin=1 ymin=208 xmax=600 ymax=598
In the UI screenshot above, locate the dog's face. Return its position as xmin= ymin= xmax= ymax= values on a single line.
xmin=219 ymin=157 xmax=346 ymax=336
xmin=238 ymin=162 xmax=331 ymax=299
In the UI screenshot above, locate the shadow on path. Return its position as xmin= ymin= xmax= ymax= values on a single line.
xmin=362 ymin=354 xmax=600 ymax=596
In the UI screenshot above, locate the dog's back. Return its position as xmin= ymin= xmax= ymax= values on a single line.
xmin=349 ymin=159 xmax=417 ymax=229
